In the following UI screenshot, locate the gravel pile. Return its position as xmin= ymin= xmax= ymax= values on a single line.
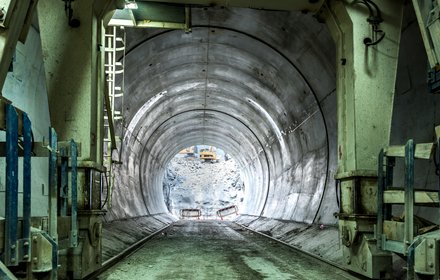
xmin=163 ymin=157 xmax=244 ymax=219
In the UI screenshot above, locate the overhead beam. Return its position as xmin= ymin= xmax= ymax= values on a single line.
xmin=140 ymin=0 xmax=325 ymax=12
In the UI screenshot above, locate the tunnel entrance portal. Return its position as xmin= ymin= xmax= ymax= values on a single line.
xmin=163 ymin=146 xmax=244 ymax=219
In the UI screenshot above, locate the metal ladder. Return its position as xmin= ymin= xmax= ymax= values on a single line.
xmin=376 ymin=136 xmax=440 ymax=279
xmin=103 ymin=26 xmax=126 ymax=209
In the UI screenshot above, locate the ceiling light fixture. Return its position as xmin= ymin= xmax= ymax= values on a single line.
xmin=125 ymin=1 xmax=138 ymax=9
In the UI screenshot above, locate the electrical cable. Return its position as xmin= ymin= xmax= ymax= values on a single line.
xmin=101 ymin=170 xmax=111 ymax=209
xmin=335 ymin=179 xmax=340 ymax=209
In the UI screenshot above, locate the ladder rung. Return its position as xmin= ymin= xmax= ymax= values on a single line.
xmin=384 ymin=143 xmax=434 ymax=159
xmin=383 ymin=190 xmax=439 ymax=206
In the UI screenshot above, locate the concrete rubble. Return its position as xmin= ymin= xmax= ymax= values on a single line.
xmin=163 ymin=157 xmax=244 ymax=219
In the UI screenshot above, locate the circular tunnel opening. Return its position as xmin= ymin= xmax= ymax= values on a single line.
xmin=163 ymin=145 xmax=245 ymax=219
xmin=107 ymin=7 xmax=337 ymax=226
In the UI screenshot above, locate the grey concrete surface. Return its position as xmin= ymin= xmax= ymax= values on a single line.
xmin=102 ymin=214 xmax=177 ymax=261
xmin=98 ymin=220 xmax=359 ymax=280
xmin=108 ymin=6 xmax=337 ymax=226
xmin=102 ymin=1 xmax=440 ymax=270
xmin=163 ymin=157 xmax=244 ymax=218
xmin=235 ymin=215 xmax=342 ymax=265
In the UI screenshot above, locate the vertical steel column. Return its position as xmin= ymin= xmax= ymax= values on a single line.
xmin=22 ymin=113 xmax=32 ymax=261
xmin=48 ymin=128 xmax=58 ymax=278
xmin=59 ymin=147 xmax=68 ymax=217
xmin=376 ymin=149 xmax=385 ymax=249
xmin=4 ymin=104 xmax=18 ymax=266
xmin=70 ymin=140 xmax=78 ymax=247
xmin=384 ymin=156 xmax=395 ymax=220
xmin=404 ymin=140 xmax=415 ymax=251
xmin=48 ymin=128 xmax=58 ymax=239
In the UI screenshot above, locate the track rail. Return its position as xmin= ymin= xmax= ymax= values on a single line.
xmin=91 ymin=221 xmax=365 ymax=279
xmin=86 ymin=224 xmax=171 ymax=280
xmin=234 ymin=222 xmax=368 ymax=279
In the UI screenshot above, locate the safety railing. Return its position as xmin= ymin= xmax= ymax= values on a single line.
xmin=180 ymin=209 xmax=201 ymax=219
xmin=0 ymin=98 xmax=79 ymax=279
xmin=216 ymin=205 xmax=238 ymax=220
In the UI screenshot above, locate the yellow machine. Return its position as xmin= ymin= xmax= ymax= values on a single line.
xmin=178 ymin=146 xmax=195 ymax=157
xmin=199 ymin=146 xmax=218 ymax=162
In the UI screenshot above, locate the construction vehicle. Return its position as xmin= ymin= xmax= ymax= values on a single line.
xmin=178 ymin=146 xmax=196 ymax=157
xmin=199 ymin=146 xmax=218 ymax=162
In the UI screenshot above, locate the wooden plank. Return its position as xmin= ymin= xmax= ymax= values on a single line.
xmin=385 ymin=143 xmax=434 ymax=159
xmin=383 ymin=190 xmax=439 ymax=205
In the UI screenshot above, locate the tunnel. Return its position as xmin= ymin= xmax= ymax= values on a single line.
xmin=106 ymin=7 xmax=338 ymax=226
xmin=2 ymin=1 xmax=440 ymax=279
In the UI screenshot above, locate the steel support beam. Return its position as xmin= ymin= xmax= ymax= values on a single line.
xmin=140 ymin=0 xmax=324 ymax=12
xmin=21 ymin=113 xmax=32 ymax=262
xmin=323 ymin=0 xmax=404 ymax=278
xmin=38 ymin=2 xmax=107 ymax=277
xmin=70 ymin=140 xmax=78 ymax=248
xmin=60 ymin=148 xmax=68 ymax=217
xmin=48 ymin=127 xmax=58 ymax=279
xmin=4 ymin=104 xmax=18 ymax=267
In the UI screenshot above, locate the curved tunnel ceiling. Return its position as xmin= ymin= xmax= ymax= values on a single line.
xmin=108 ymin=7 xmax=338 ymax=225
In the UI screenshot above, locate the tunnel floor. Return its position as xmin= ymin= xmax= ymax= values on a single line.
xmin=98 ymin=220 xmax=359 ymax=280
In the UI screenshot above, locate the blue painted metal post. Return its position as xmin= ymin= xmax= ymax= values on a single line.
xmin=404 ymin=140 xmax=415 ymax=254
xmin=48 ymin=128 xmax=58 ymax=278
xmin=60 ymin=147 xmax=68 ymax=217
xmin=22 ymin=113 xmax=32 ymax=261
xmin=4 ymin=104 xmax=19 ymax=266
xmin=70 ymin=140 xmax=78 ymax=247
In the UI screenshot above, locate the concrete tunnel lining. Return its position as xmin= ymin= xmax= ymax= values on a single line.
xmin=108 ymin=8 xmax=336 ymax=225
xmin=138 ymin=110 xmax=271 ymax=215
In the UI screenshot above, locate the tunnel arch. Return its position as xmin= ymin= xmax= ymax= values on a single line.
xmin=107 ymin=8 xmax=337 ymax=225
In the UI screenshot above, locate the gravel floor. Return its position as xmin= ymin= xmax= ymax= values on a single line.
xmin=98 ymin=220 xmax=361 ymax=280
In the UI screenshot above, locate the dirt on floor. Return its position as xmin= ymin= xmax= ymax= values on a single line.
xmin=98 ymin=220 xmax=360 ymax=280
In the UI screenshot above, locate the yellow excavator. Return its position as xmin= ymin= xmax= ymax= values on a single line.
xmin=199 ymin=146 xmax=218 ymax=162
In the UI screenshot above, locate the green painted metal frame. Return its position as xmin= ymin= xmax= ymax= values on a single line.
xmin=70 ymin=140 xmax=78 ymax=248
xmin=48 ymin=128 xmax=58 ymax=279
xmin=59 ymin=147 xmax=68 ymax=217
xmin=377 ymin=140 xmax=415 ymax=255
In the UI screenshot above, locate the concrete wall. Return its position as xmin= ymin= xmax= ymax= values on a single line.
xmin=107 ymin=7 xmax=339 ymax=225
xmin=0 ymin=22 xmax=51 ymax=217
